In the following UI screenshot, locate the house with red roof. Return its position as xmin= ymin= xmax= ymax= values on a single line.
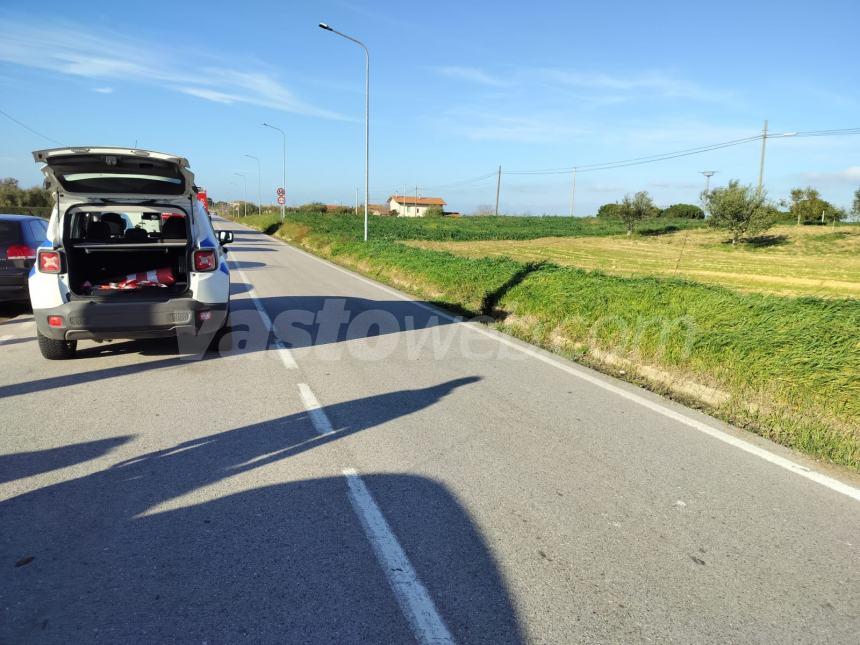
xmin=388 ymin=195 xmax=447 ymax=217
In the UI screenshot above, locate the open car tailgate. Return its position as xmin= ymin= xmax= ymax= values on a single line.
xmin=33 ymin=147 xmax=195 ymax=200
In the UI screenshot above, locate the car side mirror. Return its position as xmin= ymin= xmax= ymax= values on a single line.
xmin=218 ymin=230 xmax=234 ymax=246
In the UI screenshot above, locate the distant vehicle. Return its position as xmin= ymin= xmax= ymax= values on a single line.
xmin=29 ymin=147 xmax=233 ymax=360
xmin=0 ymin=214 xmax=48 ymax=303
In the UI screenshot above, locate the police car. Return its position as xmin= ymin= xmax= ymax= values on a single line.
xmin=29 ymin=147 xmax=232 ymax=359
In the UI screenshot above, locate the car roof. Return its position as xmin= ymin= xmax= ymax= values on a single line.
xmin=0 ymin=214 xmax=45 ymax=221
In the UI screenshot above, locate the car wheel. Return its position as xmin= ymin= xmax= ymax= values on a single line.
xmin=37 ymin=332 xmax=77 ymax=360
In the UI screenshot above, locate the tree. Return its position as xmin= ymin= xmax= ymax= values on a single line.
xmin=0 ymin=177 xmax=52 ymax=215
xmin=787 ymin=187 xmax=839 ymax=225
xmin=597 ymin=202 xmax=623 ymax=219
xmin=617 ymin=191 xmax=657 ymax=237
xmin=701 ymin=180 xmax=773 ymax=244
xmin=661 ymin=203 xmax=705 ymax=219
xmin=823 ymin=207 xmax=847 ymax=227
xmin=423 ymin=206 xmax=444 ymax=218
xmin=852 ymin=188 xmax=860 ymax=222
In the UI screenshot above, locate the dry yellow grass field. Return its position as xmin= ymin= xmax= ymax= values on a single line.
xmin=407 ymin=224 xmax=860 ymax=298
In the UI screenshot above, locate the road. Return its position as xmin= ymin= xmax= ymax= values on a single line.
xmin=2 ymin=218 xmax=859 ymax=644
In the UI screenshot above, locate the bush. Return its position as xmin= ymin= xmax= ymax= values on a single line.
xmin=424 ymin=206 xmax=444 ymax=218
xmin=597 ymin=203 xmax=623 ymax=219
xmin=661 ymin=203 xmax=704 ymax=219
xmin=300 ymin=202 xmax=328 ymax=213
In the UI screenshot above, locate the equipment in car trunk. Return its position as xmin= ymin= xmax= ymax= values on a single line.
xmin=82 ymin=267 xmax=176 ymax=293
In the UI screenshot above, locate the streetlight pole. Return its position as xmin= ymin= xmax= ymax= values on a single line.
xmin=319 ymin=22 xmax=369 ymax=241
xmin=262 ymin=122 xmax=286 ymax=221
xmin=243 ymin=154 xmax=262 ymax=215
xmin=234 ymin=172 xmax=247 ymax=217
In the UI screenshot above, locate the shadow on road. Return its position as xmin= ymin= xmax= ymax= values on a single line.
xmin=0 ymin=336 xmax=35 ymax=348
xmin=0 ymin=436 xmax=134 ymax=484
xmin=1 ymin=378 xmax=524 ymax=644
xmin=229 ymin=260 xmax=267 ymax=270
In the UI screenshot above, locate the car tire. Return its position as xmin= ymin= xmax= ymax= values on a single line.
xmin=37 ymin=332 xmax=77 ymax=360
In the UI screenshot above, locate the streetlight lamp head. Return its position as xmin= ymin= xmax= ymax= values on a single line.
xmin=319 ymin=22 xmax=332 ymax=30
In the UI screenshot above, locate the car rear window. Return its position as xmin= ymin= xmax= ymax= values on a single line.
xmin=27 ymin=220 xmax=48 ymax=243
xmin=46 ymin=154 xmax=187 ymax=195
xmin=0 ymin=221 xmax=21 ymax=245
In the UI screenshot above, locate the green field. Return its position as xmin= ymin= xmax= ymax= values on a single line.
xmin=244 ymin=211 xmax=705 ymax=241
xmin=226 ymin=211 xmax=860 ymax=472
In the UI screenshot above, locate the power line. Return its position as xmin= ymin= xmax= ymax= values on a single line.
xmin=0 ymin=107 xmax=64 ymax=146
xmin=420 ymin=171 xmax=498 ymax=190
xmin=505 ymin=135 xmax=763 ymax=175
xmin=504 ymin=127 xmax=860 ymax=176
xmin=790 ymin=127 xmax=860 ymax=138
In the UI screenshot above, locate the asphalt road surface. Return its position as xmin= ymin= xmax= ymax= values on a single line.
xmin=2 ymin=218 xmax=859 ymax=644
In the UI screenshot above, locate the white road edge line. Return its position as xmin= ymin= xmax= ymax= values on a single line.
xmin=229 ymin=261 xmax=297 ymax=369
xmin=343 ymin=468 xmax=456 ymax=645
xmin=267 ymin=232 xmax=860 ymax=503
xmin=297 ymin=383 xmax=335 ymax=435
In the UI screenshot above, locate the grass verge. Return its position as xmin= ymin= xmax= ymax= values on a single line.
xmin=227 ymin=211 xmax=860 ymax=472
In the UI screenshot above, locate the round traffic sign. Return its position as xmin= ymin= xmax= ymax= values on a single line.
xmin=277 ymin=196 xmax=286 ymax=205
xmin=276 ymin=187 xmax=286 ymax=196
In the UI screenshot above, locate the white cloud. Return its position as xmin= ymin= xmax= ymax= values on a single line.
xmin=0 ymin=16 xmax=346 ymax=120
xmin=799 ymin=166 xmax=860 ymax=184
xmin=535 ymin=69 xmax=730 ymax=102
xmin=433 ymin=109 xmax=588 ymax=143
xmin=91 ymin=87 xmax=113 ymax=94
xmin=430 ymin=64 xmax=733 ymax=104
xmin=432 ymin=66 xmax=509 ymax=87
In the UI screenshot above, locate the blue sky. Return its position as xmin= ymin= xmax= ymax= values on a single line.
xmin=1 ymin=0 xmax=858 ymax=214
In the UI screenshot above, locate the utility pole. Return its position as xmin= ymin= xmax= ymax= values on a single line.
xmin=568 ymin=167 xmax=577 ymax=217
xmin=757 ymin=120 xmax=768 ymax=193
xmin=415 ymin=184 xmax=419 ymax=217
xmin=495 ymin=165 xmax=501 ymax=216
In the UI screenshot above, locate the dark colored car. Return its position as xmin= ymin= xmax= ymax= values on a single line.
xmin=0 ymin=214 xmax=48 ymax=303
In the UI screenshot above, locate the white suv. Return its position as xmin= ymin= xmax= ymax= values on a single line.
xmin=29 ymin=147 xmax=232 ymax=360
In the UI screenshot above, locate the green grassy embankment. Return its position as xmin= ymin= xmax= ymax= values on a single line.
xmin=228 ymin=211 xmax=860 ymax=472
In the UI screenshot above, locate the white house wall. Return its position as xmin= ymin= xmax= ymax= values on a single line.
xmin=388 ymin=199 xmax=438 ymax=217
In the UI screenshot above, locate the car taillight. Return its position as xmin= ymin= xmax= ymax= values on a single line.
xmin=193 ymin=249 xmax=217 ymax=272
xmin=48 ymin=316 xmax=64 ymax=328
xmin=6 ymin=244 xmax=36 ymax=260
xmin=38 ymin=250 xmax=62 ymax=273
